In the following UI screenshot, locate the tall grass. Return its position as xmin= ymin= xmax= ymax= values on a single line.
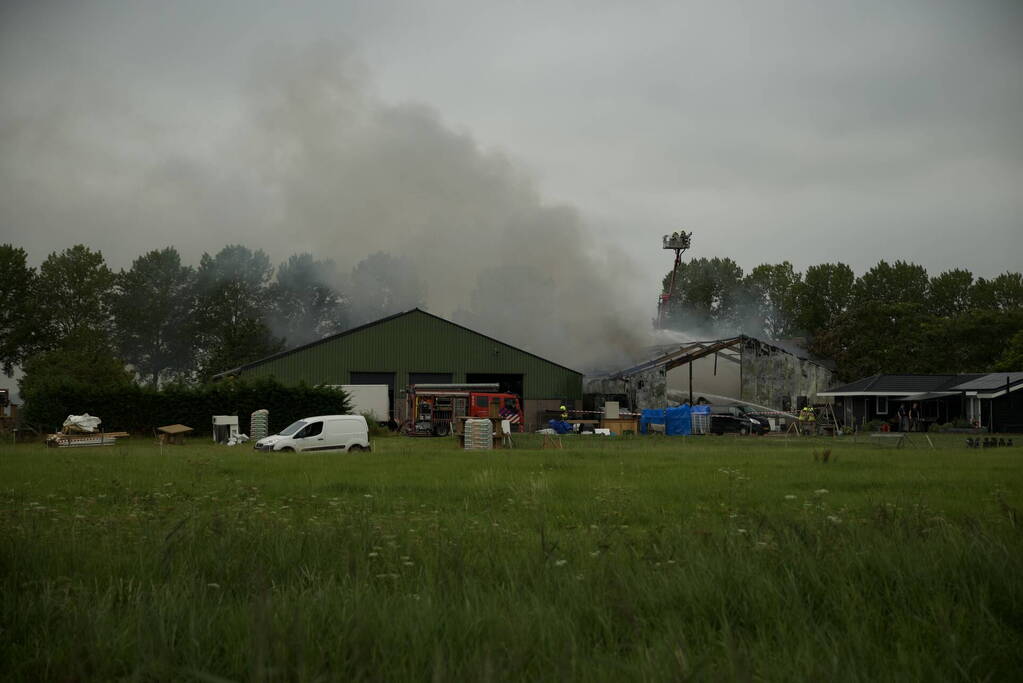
xmin=2 ymin=435 xmax=1021 ymax=681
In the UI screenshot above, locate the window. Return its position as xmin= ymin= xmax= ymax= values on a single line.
xmin=475 ymin=396 xmax=489 ymax=409
xmin=876 ymin=397 xmax=888 ymax=414
xmin=504 ymin=398 xmax=517 ymax=412
xmin=298 ymin=421 xmax=323 ymax=438
xmin=280 ymin=420 xmax=307 ymax=436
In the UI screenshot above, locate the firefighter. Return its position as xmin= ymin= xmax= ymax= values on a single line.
xmin=560 ymin=404 xmax=569 ymax=420
xmin=798 ymin=405 xmax=816 ymax=434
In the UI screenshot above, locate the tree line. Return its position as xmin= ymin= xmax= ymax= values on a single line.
xmin=0 ymin=243 xmax=424 ymax=398
xmin=661 ymin=258 xmax=1023 ymax=380
xmin=3 ymin=242 xmax=1020 ymax=397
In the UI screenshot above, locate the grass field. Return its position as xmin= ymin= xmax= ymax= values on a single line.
xmin=2 ymin=433 xmax=1022 ymax=681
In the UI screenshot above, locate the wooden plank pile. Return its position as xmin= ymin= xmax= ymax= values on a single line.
xmin=46 ymin=431 xmax=130 ymax=448
xmin=46 ymin=413 xmax=130 ymax=448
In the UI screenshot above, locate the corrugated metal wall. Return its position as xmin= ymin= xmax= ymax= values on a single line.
xmin=234 ymin=310 xmax=583 ymax=400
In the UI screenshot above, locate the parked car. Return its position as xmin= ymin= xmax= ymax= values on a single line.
xmin=254 ymin=415 xmax=370 ymax=452
xmin=708 ymin=404 xmax=770 ymax=436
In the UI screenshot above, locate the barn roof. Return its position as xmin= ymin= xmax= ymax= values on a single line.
xmin=212 ymin=308 xmax=583 ymax=380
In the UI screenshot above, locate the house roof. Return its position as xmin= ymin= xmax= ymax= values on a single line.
xmin=819 ymin=374 xmax=980 ymax=396
xmin=949 ymin=372 xmax=1023 ymax=398
xmin=949 ymin=373 xmax=1023 ymax=392
xmin=212 ymin=308 xmax=583 ymax=380
xmin=820 ymin=372 xmax=1023 ymax=398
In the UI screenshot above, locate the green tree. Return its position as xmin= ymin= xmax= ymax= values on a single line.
xmin=852 ymin=260 xmax=929 ymax=306
xmin=268 ymin=253 xmax=348 ymax=347
xmin=661 ymin=257 xmax=744 ymax=333
xmin=737 ymin=262 xmax=801 ymax=338
xmin=33 ymin=245 xmax=116 ymax=346
xmin=111 ymin=247 xmax=196 ymax=386
xmin=816 ymin=302 xmax=931 ymax=380
xmin=971 ymin=272 xmax=1023 ymax=311
xmin=792 ymin=262 xmax=855 ymax=335
xmin=19 ymin=328 xmax=134 ymax=417
xmin=0 ymin=244 xmax=37 ymax=376
xmin=928 ymin=269 xmax=974 ymax=318
xmin=925 ymin=310 xmax=1023 ymax=373
xmin=190 ymin=245 xmax=282 ymax=380
xmin=994 ymin=330 xmax=1023 ymax=371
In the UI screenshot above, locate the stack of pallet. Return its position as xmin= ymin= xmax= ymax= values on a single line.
xmin=250 ymin=409 xmax=269 ymax=441
xmin=463 ymin=418 xmax=494 ymax=450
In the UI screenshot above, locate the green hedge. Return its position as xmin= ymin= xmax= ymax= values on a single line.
xmin=23 ymin=378 xmax=351 ymax=436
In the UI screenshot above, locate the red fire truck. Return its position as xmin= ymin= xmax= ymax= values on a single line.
xmin=404 ymin=383 xmax=524 ymax=436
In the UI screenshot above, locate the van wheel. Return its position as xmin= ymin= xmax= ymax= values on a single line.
xmin=280 ymin=447 xmax=295 ymax=453
xmin=348 ymin=444 xmax=365 ymax=453
xmin=434 ymin=422 xmax=451 ymax=437
xmin=740 ymin=426 xmax=749 ymax=436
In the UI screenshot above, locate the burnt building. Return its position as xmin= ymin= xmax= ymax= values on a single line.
xmin=585 ymin=335 xmax=835 ymax=412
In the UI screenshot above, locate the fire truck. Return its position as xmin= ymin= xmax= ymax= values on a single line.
xmin=404 ymin=383 xmax=524 ymax=436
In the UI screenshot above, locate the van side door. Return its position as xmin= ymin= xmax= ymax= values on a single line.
xmin=295 ymin=420 xmax=324 ymax=450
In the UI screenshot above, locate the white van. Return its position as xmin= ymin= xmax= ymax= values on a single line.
xmin=254 ymin=415 xmax=370 ymax=453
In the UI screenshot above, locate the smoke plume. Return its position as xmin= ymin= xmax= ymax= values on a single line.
xmin=0 ymin=42 xmax=652 ymax=370
xmin=241 ymin=44 xmax=652 ymax=368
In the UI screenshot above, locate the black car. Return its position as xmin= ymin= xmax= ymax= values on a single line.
xmin=708 ymin=404 xmax=770 ymax=436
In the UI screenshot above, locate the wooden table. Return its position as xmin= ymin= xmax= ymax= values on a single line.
xmin=601 ymin=417 xmax=638 ymax=435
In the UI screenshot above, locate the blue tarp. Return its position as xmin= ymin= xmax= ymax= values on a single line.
xmin=641 ymin=406 xmax=693 ymax=436
xmin=665 ymin=404 xmax=692 ymax=436
xmin=548 ymin=419 xmax=573 ymax=435
xmin=639 ymin=409 xmax=664 ymax=434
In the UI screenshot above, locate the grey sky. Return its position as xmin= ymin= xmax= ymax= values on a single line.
xmin=2 ymin=0 xmax=1021 ymax=323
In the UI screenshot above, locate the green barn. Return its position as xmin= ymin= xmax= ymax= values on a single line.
xmin=214 ymin=308 xmax=583 ymax=429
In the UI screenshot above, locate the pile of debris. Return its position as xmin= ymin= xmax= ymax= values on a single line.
xmin=46 ymin=414 xmax=129 ymax=448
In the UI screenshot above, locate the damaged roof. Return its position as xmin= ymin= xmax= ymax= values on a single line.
xmin=603 ymin=334 xmax=834 ymax=379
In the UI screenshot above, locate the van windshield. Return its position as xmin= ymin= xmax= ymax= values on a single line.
xmin=279 ymin=420 xmax=307 ymax=436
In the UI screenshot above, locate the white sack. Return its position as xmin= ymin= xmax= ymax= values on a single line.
xmin=63 ymin=414 xmax=101 ymax=432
